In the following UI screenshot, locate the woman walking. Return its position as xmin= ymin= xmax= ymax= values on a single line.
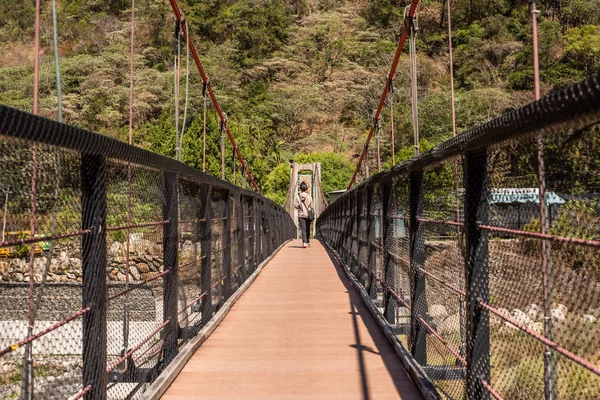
xmin=295 ymin=181 xmax=314 ymax=248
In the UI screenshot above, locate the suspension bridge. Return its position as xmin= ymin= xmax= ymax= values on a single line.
xmin=0 ymin=0 xmax=600 ymax=399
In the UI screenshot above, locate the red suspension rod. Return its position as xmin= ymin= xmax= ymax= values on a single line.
xmin=348 ymin=0 xmax=420 ymax=189
xmin=167 ymin=0 xmax=261 ymax=194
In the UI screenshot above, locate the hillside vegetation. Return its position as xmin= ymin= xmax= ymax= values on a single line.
xmin=1 ymin=0 xmax=599 ymax=202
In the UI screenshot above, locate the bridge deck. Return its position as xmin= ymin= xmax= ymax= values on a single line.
xmin=162 ymin=240 xmax=421 ymax=399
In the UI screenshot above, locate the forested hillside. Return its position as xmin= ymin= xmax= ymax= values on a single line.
xmin=1 ymin=0 xmax=599 ymax=203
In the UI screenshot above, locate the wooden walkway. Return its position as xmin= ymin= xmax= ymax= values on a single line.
xmin=162 ymin=240 xmax=422 ymax=400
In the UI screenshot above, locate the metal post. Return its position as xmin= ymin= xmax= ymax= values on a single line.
xmin=365 ymin=185 xmax=376 ymax=297
xmin=381 ymin=182 xmax=397 ymax=325
xmin=81 ymin=154 xmax=107 ymax=400
xmin=248 ymin=197 xmax=256 ymax=273
xmin=162 ymin=172 xmax=179 ymax=365
xmin=530 ymin=1 xmax=557 ymax=397
xmin=353 ymin=189 xmax=363 ymax=276
xmin=406 ymin=8 xmax=420 ymax=157
xmin=464 ymin=149 xmax=490 ymax=400
xmin=223 ymin=191 xmax=232 ymax=299
xmin=409 ymin=171 xmax=427 ymax=364
xmin=1 ymin=187 xmax=10 ymax=243
xmin=237 ymin=193 xmax=246 ymax=283
xmin=200 ymin=184 xmax=213 ymax=326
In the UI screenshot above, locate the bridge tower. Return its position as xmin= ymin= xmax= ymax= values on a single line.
xmin=283 ymin=162 xmax=327 ymax=239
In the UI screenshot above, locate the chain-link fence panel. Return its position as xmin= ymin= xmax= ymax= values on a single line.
xmin=317 ymin=73 xmax=600 ymax=400
xmin=0 ymin=105 xmax=296 ymax=399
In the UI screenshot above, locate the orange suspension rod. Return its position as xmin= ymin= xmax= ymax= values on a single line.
xmin=348 ymin=0 xmax=420 ymax=190
xmin=167 ymin=0 xmax=261 ymax=194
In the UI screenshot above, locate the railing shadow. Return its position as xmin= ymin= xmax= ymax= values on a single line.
xmin=323 ymin=242 xmax=422 ymax=400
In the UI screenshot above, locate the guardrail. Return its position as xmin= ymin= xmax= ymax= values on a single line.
xmin=0 ymin=105 xmax=295 ymax=399
xmin=317 ymin=73 xmax=600 ymax=400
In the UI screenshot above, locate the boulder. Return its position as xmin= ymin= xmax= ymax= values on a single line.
xmin=551 ymin=308 xmax=566 ymax=323
xmin=109 ymin=241 xmax=122 ymax=256
xmin=137 ymin=263 xmax=150 ymax=274
xmin=437 ymin=313 xmax=461 ymax=334
xmin=13 ymin=272 xmax=24 ymax=282
xmin=583 ymin=314 xmax=597 ymax=323
xmin=526 ymin=304 xmax=541 ymax=321
xmin=129 ymin=266 xmax=141 ymax=281
xmin=530 ymin=322 xmax=543 ymax=335
xmin=428 ymin=304 xmax=448 ymax=320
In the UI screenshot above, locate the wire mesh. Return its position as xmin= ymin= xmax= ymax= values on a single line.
xmin=317 ymin=73 xmax=600 ymax=400
xmin=0 ymin=105 xmax=295 ymax=399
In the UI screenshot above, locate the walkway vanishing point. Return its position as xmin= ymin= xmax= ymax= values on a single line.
xmin=161 ymin=240 xmax=422 ymax=400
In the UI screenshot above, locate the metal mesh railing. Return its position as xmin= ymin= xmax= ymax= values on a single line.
xmin=0 ymin=105 xmax=295 ymax=399
xmin=317 ymin=73 xmax=600 ymax=400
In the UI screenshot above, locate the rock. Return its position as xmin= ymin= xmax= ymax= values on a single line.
xmin=397 ymin=307 xmax=411 ymax=318
xmin=551 ymin=308 xmax=566 ymax=323
xmin=67 ymin=273 xmax=76 ymax=281
xmin=140 ymin=272 xmax=155 ymax=282
xmin=437 ymin=313 xmax=461 ymax=334
xmin=512 ymin=309 xmax=532 ymax=324
xmin=111 ymin=268 xmax=118 ymax=276
xmin=0 ymin=262 xmax=6 ymax=274
xmin=504 ymin=309 xmax=532 ymax=331
xmin=129 ymin=266 xmax=141 ymax=281
xmin=530 ymin=322 xmax=543 ymax=335
xmin=109 ymin=242 xmax=122 ymax=256
xmin=428 ymin=304 xmax=448 ymax=320
xmin=13 ymin=272 xmax=24 ymax=282
xmin=50 ymin=259 xmax=60 ymax=273
xmin=69 ymin=258 xmax=81 ymax=268
xmin=137 ymin=263 xmax=150 ymax=274
xmin=583 ymin=314 xmax=597 ymax=323
xmin=117 ymin=272 xmax=125 ymax=281
xmin=556 ymin=304 xmax=568 ymax=314
xmin=526 ymin=304 xmax=541 ymax=321
xmin=59 ymin=251 xmax=69 ymax=265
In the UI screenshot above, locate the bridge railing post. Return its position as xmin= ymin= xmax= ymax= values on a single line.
xmin=200 ymin=184 xmax=213 ymax=326
xmin=81 ymin=154 xmax=108 ymax=400
xmin=365 ymin=185 xmax=376 ymax=297
xmin=381 ymin=181 xmax=398 ymax=326
xmin=246 ymin=196 xmax=255 ymax=273
xmin=464 ymin=149 xmax=490 ymax=400
xmin=409 ymin=170 xmax=427 ymax=365
xmin=237 ymin=193 xmax=246 ymax=283
xmin=223 ymin=190 xmax=232 ymax=299
xmin=162 ymin=171 xmax=179 ymax=365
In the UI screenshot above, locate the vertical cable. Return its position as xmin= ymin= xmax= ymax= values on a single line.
xmin=174 ymin=22 xmax=181 ymax=161
xmin=179 ymin=21 xmax=191 ymax=162
xmin=530 ymin=1 xmax=557 ymax=399
xmin=202 ymin=83 xmax=208 ymax=172
xmin=376 ymin=120 xmax=382 ymax=173
xmin=389 ymin=81 xmax=395 ymax=166
xmin=447 ymin=0 xmax=457 ymax=139
xmin=123 ymin=0 xmax=137 ymax=360
xmin=406 ymin=6 xmax=420 ymax=157
xmin=33 ymin=0 xmax=63 ymax=333
xmin=24 ymin=0 xmax=42 ymax=396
